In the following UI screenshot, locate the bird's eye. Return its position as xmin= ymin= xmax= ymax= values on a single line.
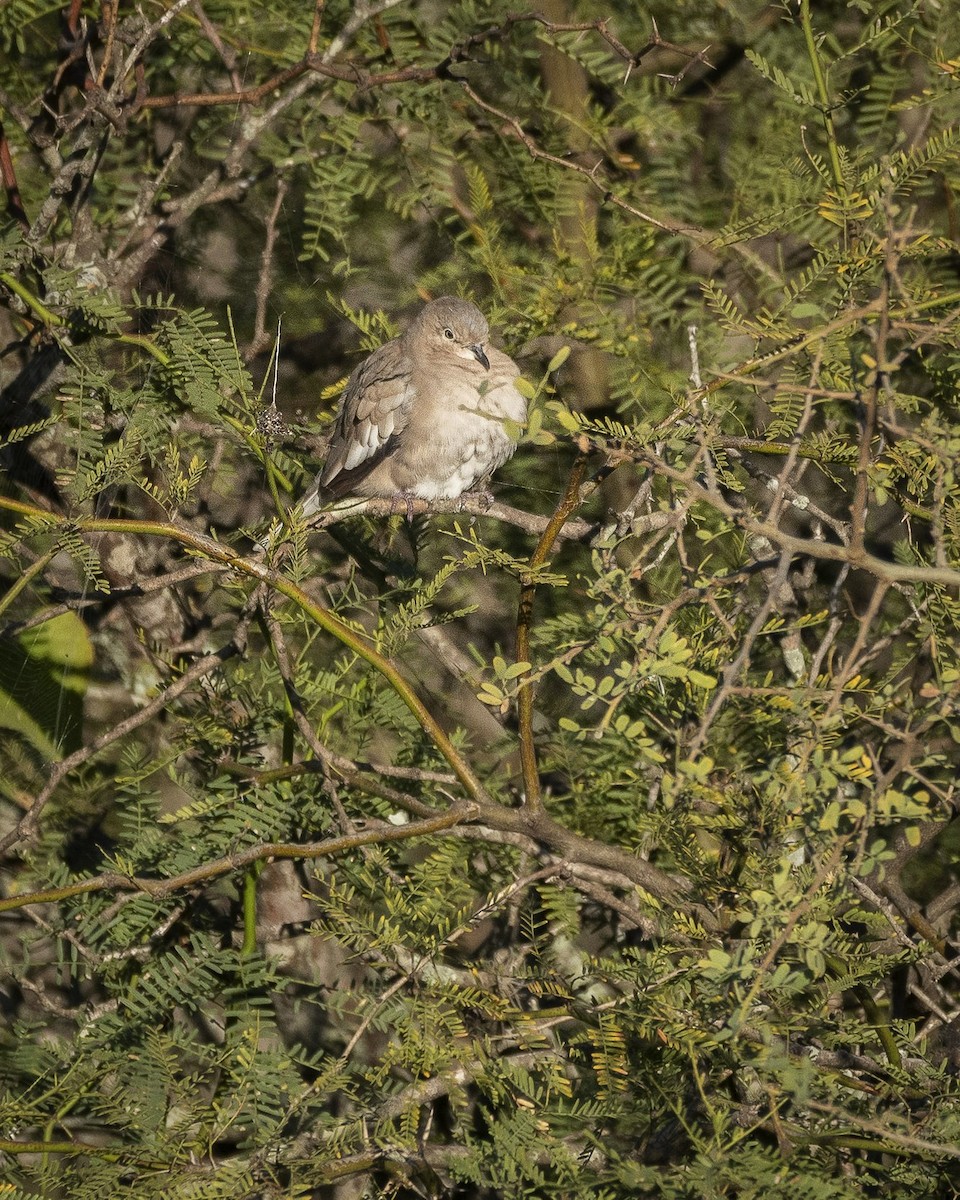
xmin=442 ymin=327 xmax=455 ymax=340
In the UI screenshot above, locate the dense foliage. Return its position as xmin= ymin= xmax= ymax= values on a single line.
xmin=1 ymin=1 xmax=960 ymax=1196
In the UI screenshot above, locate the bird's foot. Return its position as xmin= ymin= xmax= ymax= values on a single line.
xmin=387 ymin=491 xmax=419 ymax=522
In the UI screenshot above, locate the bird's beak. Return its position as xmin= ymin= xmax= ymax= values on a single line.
xmin=470 ymin=344 xmax=490 ymax=370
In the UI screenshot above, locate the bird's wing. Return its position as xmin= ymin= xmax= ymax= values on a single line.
xmin=319 ymin=339 xmax=415 ymax=494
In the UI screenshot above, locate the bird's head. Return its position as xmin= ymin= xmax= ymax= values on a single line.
xmin=413 ymin=296 xmax=491 ymax=370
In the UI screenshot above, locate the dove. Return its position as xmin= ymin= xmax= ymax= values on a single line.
xmin=299 ymin=296 xmax=526 ymax=519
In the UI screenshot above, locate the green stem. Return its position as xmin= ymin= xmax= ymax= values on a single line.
xmin=824 ymin=951 xmax=902 ymax=1068
xmin=853 ymin=981 xmax=902 ymax=1069
xmin=115 ymin=331 xmax=170 ymax=363
xmin=799 ymin=0 xmax=844 ymax=190
xmin=515 ymin=453 xmax=589 ymax=814
xmin=240 ymin=863 xmax=261 ymax=957
xmin=0 ymin=270 xmax=60 ymax=325
xmin=0 ymin=547 xmax=57 ymax=620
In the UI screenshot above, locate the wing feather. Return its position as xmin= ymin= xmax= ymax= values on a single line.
xmin=319 ymin=339 xmax=415 ymax=491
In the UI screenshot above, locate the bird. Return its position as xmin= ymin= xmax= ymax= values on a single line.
xmin=298 ymin=296 xmax=527 ymax=520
